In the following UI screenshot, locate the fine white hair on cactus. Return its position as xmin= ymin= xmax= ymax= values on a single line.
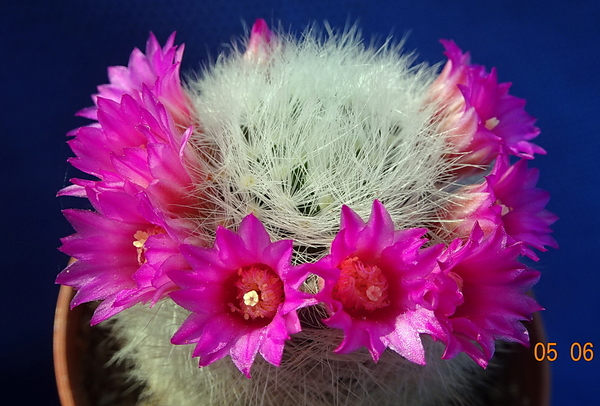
xmin=185 ymin=23 xmax=460 ymax=260
xmin=112 ymin=300 xmax=483 ymax=406
xmin=109 ymin=23 xmax=487 ymax=405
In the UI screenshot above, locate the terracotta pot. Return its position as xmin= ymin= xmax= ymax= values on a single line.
xmin=54 ymin=285 xmax=89 ymax=406
xmin=53 ymin=285 xmax=551 ymax=406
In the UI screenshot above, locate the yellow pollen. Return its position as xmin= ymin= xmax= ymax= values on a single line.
xmin=495 ymin=199 xmax=512 ymax=216
xmin=243 ymin=290 xmax=260 ymax=307
xmin=133 ymin=230 xmax=150 ymax=264
xmin=132 ymin=227 xmax=164 ymax=265
xmin=485 ymin=117 xmax=500 ymax=130
xmin=133 ymin=230 xmax=149 ymax=247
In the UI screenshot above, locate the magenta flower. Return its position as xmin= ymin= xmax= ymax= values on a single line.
xmin=168 ymin=214 xmax=316 ymax=377
xmin=437 ymin=224 xmax=543 ymax=367
xmin=308 ymin=200 xmax=455 ymax=364
xmin=56 ymin=187 xmax=188 ymax=325
xmin=55 ymin=28 xmax=555 ymax=382
xmin=77 ymin=32 xmax=192 ymax=126
xmin=440 ymin=152 xmax=557 ymax=260
xmin=61 ymin=86 xmax=201 ymax=221
xmin=430 ymin=40 xmax=544 ymax=170
xmin=243 ymin=19 xmax=276 ymax=63
xmin=57 ymin=36 xmax=203 ymax=324
xmin=57 ymin=89 xmax=203 ymax=320
xmin=486 ymin=153 xmax=558 ymax=259
xmin=440 ymin=179 xmax=503 ymax=240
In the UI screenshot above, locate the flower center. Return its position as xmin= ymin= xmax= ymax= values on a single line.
xmin=230 ymin=265 xmax=284 ymax=320
xmin=333 ymin=256 xmax=390 ymax=315
xmin=132 ymin=226 xmax=164 ymax=265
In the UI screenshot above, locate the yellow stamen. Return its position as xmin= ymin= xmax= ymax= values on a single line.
xmin=132 ymin=227 xmax=164 ymax=265
xmin=230 ymin=265 xmax=284 ymax=321
xmin=243 ymin=290 xmax=260 ymax=307
xmin=366 ymin=285 xmax=383 ymax=302
xmin=495 ymin=199 xmax=512 ymax=216
xmin=485 ymin=117 xmax=500 ymax=130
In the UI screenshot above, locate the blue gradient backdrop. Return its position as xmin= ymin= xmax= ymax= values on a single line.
xmin=1 ymin=1 xmax=598 ymax=404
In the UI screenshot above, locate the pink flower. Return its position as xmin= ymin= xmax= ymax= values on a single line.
xmin=56 ymin=187 xmax=188 ymax=325
xmin=486 ymin=154 xmax=558 ymax=259
xmin=58 ymin=40 xmax=204 ymax=323
xmin=440 ymin=180 xmax=503 ymax=240
xmin=243 ymin=19 xmax=276 ymax=63
xmin=438 ymin=224 xmax=543 ymax=367
xmin=308 ymin=200 xmax=455 ymax=364
xmin=77 ymin=33 xmax=192 ymax=126
xmin=168 ymin=214 xmax=316 ymax=377
xmin=55 ymin=29 xmax=554 ymax=374
xmin=440 ymin=152 xmax=557 ymax=260
xmin=430 ymin=40 xmax=544 ymax=170
xmin=61 ymin=86 xmax=203 ymax=221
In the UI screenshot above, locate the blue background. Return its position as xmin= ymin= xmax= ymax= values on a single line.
xmin=1 ymin=0 xmax=598 ymax=404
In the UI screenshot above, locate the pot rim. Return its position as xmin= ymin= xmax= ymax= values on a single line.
xmin=54 ymin=285 xmax=88 ymax=406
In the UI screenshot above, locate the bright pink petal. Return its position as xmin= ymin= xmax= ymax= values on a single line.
xmin=355 ymin=200 xmax=395 ymax=257
xmin=78 ymin=32 xmax=192 ymax=126
xmin=231 ymin=328 xmax=264 ymax=377
xmin=237 ymin=213 xmax=272 ymax=255
xmin=259 ymin=313 xmax=289 ymax=366
xmin=382 ymin=310 xmax=436 ymax=365
xmin=487 ymin=155 xmax=558 ymax=259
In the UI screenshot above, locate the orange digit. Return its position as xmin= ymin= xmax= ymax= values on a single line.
xmin=570 ymin=342 xmax=582 ymax=361
xmin=547 ymin=342 xmax=558 ymax=361
xmin=583 ymin=343 xmax=594 ymax=361
xmin=534 ymin=342 xmax=545 ymax=361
